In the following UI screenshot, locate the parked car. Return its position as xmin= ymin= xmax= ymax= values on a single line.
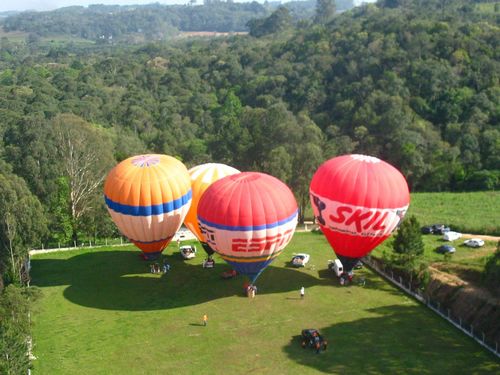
xmin=421 ymin=225 xmax=434 ymax=234
xmin=180 ymin=245 xmax=196 ymax=259
xmin=292 ymin=253 xmax=310 ymax=267
xmin=421 ymin=224 xmax=450 ymax=234
xmin=463 ymin=238 xmax=485 ymax=248
xmin=301 ymin=329 xmax=327 ymax=352
xmin=443 ymin=231 xmax=462 ymax=241
xmin=436 ymin=244 xmax=456 ymax=254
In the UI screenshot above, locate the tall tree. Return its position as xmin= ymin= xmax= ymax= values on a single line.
xmin=392 ymin=215 xmax=424 ymax=271
xmin=50 ymin=114 xmax=115 ymax=244
xmin=0 ymin=169 xmax=47 ymax=285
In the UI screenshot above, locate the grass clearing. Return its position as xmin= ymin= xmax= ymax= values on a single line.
xmin=302 ymin=191 xmax=500 ymax=235
xmin=408 ymin=192 xmax=500 ymax=235
xmin=30 ymin=233 xmax=499 ymax=374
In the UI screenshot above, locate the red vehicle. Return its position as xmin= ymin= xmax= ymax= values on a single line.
xmin=221 ymin=269 xmax=237 ymax=279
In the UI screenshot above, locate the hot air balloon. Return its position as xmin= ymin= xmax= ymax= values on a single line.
xmin=184 ymin=163 xmax=240 ymax=256
xmin=310 ymin=154 xmax=410 ymax=273
xmin=104 ymin=154 xmax=192 ymax=260
xmin=197 ymin=172 xmax=298 ymax=284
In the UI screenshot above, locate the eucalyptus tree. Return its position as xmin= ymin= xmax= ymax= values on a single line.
xmin=50 ymin=114 xmax=115 ymax=243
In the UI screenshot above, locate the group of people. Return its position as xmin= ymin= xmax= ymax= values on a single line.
xmin=150 ymin=262 xmax=171 ymax=274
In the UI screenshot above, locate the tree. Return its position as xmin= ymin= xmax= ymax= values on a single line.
xmin=392 ymin=215 xmax=424 ymax=270
xmin=248 ymin=7 xmax=291 ymax=37
xmin=0 ymin=170 xmax=47 ymax=285
xmin=482 ymin=242 xmax=500 ymax=292
xmin=50 ymin=114 xmax=115 ymax=244
xmin=0 ymin=285 xmax=40 ymax=375
xmin=393 ymin=215 xmax=424 ymax=256
xmin=314 ymin=0 xmax=335 ymax=25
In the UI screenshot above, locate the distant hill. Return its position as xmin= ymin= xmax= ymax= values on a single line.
xmin=0 ymin=1 xmax=355 ymax=43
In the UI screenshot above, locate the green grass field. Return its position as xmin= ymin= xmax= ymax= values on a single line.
xmin=372 ymin=234 xmax=498 ymax=272
xmin=30 ymin=233 xmax=499 ymax=374
xmin=408 ymin=192 xmax=500 ymax=235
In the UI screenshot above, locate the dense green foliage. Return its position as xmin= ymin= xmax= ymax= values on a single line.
xmin=29 ymin=236 xmax=500 ymax=373
xmin=483 ymin=241 xmax=500 ymax=291
xmin=0 ymin=0 xmax=498 ymax=272
xmin=0 ymin=285 xmax=40 ymax=375
xmin=393 ymin=215 xmax=425 ymax=256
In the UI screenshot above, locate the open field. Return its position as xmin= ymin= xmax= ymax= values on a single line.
xmin=408 ymin=192 xmax=500 ymax=236
xmin=303 ymin=191 xmax=500 ymax=236
xmin=30 ymin=232 xmax=499 ymax=374
xmin=372 ymin=233 xmax=498 ymax=272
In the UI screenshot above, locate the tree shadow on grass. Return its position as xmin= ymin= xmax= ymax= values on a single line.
xmin=30 ymin=249 xmax=333 ymax=311
xmin=283 ymin=304 xmax=499 ymax=374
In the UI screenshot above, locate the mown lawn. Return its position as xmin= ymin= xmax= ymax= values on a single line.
xmin=408 ymin=191 xmax=500 ymax=235
xmin=302 ymin=191 xmax=500 ymax=235
xmin=30 ymin=232 xmax=499 ymax=374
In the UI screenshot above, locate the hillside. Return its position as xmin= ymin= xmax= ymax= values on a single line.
xmin=0 ymin=0 xmax=498 ymax=265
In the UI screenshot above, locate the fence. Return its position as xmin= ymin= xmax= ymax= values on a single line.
xmin=363 ymin=256 xmax=499 ymax=359
xmin=28 ymin=229 xmax=198 ymax=256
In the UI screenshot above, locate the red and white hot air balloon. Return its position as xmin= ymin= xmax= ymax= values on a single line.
xmin=310 ymin=154 xmax=410 ymax=272
xmin=198 ymin=172 xmax=298 ymax=284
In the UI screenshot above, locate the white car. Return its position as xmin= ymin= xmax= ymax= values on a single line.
xmin=443 ymin=231 xmax=462 ymax=241
xmin=292 ymin=253 xmax=310 ymax=267
xmin=180 ymin=245 xmax=197 ymax=259
xmin=463 ymin=238 xmax=485 ymax=248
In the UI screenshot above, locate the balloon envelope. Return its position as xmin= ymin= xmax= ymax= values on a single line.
xmin=104 ymin=154 xmax=192 ymax=259
xmin=310 ymin=154 xmax=410 ymax=271
xmin=184 ymin=163 xmax=240 ymax=255
xmin=197 ymin=172 xmax=298 ymax=283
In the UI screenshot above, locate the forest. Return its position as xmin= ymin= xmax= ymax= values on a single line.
xmin=0 ymin=0 xmax=498 ymax=278
xmin=1 ymin=0 xmax=355 ymax=42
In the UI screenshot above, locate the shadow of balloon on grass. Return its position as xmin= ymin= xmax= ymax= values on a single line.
xmin=282 ymin=304 xmax=496 ymax=374
xmin=30 ymin=248 xmax=334 ymax=311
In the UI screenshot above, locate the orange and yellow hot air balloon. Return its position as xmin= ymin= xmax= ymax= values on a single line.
xmin=104 ymin=154 xmax=192 ymax=259
xmin=184 ymin=163 xmax=240 ymax=256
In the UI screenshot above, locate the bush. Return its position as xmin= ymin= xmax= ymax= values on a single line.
xmin=482 ymin=241 xmax=500 ymax=292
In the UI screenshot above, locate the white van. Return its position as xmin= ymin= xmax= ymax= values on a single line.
xmin=443 ymin=231 xmax=462 ymax=241
xmin=328 ymin=259 xmax=344 ymax=277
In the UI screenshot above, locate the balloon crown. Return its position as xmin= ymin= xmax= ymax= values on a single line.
xmin=350 ymin=154 xmax=381 ymax=163
xmin=132 ymin=155 xmax=160 ymax=167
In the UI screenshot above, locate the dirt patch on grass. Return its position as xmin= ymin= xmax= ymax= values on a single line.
xmin=461 ymin=233 xmax=500 ymax=241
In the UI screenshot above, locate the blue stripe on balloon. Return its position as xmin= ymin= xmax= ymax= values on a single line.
xmin=104 ymin=190 xmax=192 ymax=216
xmin=225 ymin=258 xmax=276 ymax=284
xmin=198 ymin=210 xmax=298 ymax=232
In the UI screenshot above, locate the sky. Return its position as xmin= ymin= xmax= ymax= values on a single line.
xmin=0 ymin=0 xmax=375 ymax=13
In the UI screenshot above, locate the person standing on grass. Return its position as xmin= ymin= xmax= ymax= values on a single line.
xmin=203 ymin=314 xmax=208 ymax=326
xmin=300 ymin=286 xmax=305 ymax=299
